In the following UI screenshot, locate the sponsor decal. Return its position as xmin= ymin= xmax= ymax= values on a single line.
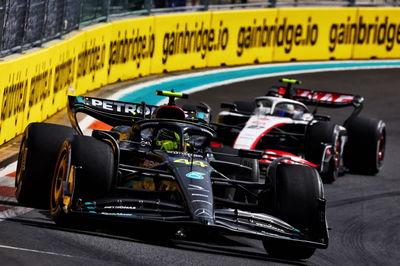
xmin=329 ymin=16 xmax=400 ymax=52
xmin=237 ymin=17 xmax=318 ymax=56
xmin=166 ymin=151 xmax=202 ymax=158
xmin=188 ymin=184 xmax=209 ymax=192
xmin=109 ymin=29 xmax=155 ymax=69
xmin=194 ymin=208 xmax=213 ymax=218
xmin=162 ymin=21 xmax=229 ymax=64
xmin=185 ymin=171 xmax=205 ymax=179
xmin=77 ymin=44 xmax=106 ymax=78
xmin=83 ymin=97 xmax=157 ymax=115
xmin=297 ymin=90 xmax=354 ymax=103
xmin=173 ymin=158 xmax=207 ymax=168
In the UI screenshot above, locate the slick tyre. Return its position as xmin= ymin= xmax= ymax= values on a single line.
xmin=344 ymin=116 xmax=386 ymax=175
xmin=15 ymin=123 xmax=74 ymax=209
xmin=50 ymin=135 xmax=115 ymax=224
xmin=305 ymin=122 xmax=344 ymax=183
xmin=263 ymin=164 xmax=325 ymax=260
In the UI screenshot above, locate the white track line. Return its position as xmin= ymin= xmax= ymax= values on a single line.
xmin=0 ymin=244 xmax=74 ymax=258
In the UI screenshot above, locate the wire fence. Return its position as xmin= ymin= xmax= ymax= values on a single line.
xmin=0 ymin=0 xmax=399 ymax=57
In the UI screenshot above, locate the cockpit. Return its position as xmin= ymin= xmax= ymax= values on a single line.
xmin=254 ymin=97 xmax=313 ymax=121
xmin=132 ymin=120 xmax=214 ymax=153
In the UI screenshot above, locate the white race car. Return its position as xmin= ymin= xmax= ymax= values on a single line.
xmin=214 ymin=78 xmax=386 ymax=183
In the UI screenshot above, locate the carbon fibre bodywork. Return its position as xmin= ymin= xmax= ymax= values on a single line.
xmin=15 ymin=93 xmax=329 ymax=260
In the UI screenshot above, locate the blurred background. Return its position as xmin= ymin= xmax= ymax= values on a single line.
xmin=0 ymin=0 xmax=399 ymax=57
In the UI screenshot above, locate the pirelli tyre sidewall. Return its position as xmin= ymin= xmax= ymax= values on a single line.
xmin=344 ymin=116 xmax=386 ymax=175
xmin=263 ymin=164 xmax=325 ymax=260
xmin=15 ymin=123 xmax=75 ymax=209
xmin=50 ymin=135 xmax=115 ymax=224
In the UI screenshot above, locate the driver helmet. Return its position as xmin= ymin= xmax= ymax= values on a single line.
xmin=275 ymin=103 xmax=295 ymax=117
xmin=153 ymin=105 xmax=186 ymax=120
xmin=155 ymin=128 xmax=181 ymax=151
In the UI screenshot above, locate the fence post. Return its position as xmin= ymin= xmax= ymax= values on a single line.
xmin=203 ymin=0 xmax=209 ymax=11
xmin=269 ymin=0 xmax=276 ymax=7
xmin=40 ymin=0 xmax=49 ymax=47
xmin=22 ymin=0 xmax=31 ymax=52
xmin=144 ymin=0 xmax=152 ymax=15
xmin=78 ymin=0 xmax=83 ymax=28
xmin=106 ymin=0 xmax=111 ymax=22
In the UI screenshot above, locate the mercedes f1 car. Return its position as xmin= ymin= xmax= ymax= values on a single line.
xmin=15 ymin=90 xmax=328 ymax=260
xmin=215 ymin=78 xmax=386 ymax=183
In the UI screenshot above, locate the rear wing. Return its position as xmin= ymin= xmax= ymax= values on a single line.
xmin=268 ymin=78 xmax=364 ymax=108
xmin=68 ymin=96 xmax=157 ymax=134
xmin=68 ymin=95 xmax=212 ymax=135
xmin=268 ymin=87 xmax=364 ymax=108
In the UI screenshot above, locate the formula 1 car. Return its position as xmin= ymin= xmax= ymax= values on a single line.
xmin=215 ymin=78 xmax=386 ymax=183
xmin=15 ymin=90 xmax=328 ymax=260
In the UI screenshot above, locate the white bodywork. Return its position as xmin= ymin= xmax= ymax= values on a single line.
xmin=233 ymin=96 xmax=313 ymax=150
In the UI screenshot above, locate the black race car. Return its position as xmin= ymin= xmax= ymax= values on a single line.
xmin=15 ymin=91 xmax=328 ymax=260
xmin=215 ymin=78 xmax=386 ymax=183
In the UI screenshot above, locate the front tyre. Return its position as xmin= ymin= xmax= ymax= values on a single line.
xmin=15 ymin=123 xmax=74 ymax=208
xmin=50 ymin=135 xmax=115 ymax=224
xmin=263 ymin=164 xmax=326 ymax=260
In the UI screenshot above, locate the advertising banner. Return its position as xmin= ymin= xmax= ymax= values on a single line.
xmin=208 ymin=9 xmax=277 ymax=67
xmin=151 ymin=12 xmax=212 ymax=73
xmin=0 ymin=56 xmax=31 ymax=143
xmin=75 ymin=24 xmax=111 ymax=94
xmin=1 ymin=7 xmax=400 ymax=145
xmin=352 ymin=8 xmax=400 ymax=59
xmin=272 ymin=8 xmax=358 ymax=62
xmin=108 ymin=17 xmax=155 ymax=83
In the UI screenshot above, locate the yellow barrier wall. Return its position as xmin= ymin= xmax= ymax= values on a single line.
xmin=108 ymin=17 xmax=155 ymax=83
xmin=151 ymin=12 xmax=212 ymax=73
xmin=1 ymin=7 xmax=400 ymax=145
xmin=208 ymin=9 xmax=277 ymax=67
xmin=352 ymin=8 xmax=400 ymax=59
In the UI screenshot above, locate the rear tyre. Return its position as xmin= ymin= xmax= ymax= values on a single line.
xmin=305 ymin=122 xmax=344 ymax=183
xmin=263 ymin=164 xmax=324 ymax=260
xmin=15 ymin=123 xmax=74 ymax=208
xmin=344 ymin=116 xmax=386 ymax=175
xmin=50 ymin=135 xmax=115 ymax=224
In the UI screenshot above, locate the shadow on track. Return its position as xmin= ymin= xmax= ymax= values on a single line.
xmin=5 ymin=210 xmax=308 ymax=266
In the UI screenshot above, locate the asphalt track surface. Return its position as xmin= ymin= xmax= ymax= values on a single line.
xmin=0 ymin=68 xmax=399 ymax=265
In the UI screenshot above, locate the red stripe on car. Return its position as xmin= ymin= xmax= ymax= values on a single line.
xmin=249 ymin=123 xmax=287 ymax=150
xmin=0 ymin=187 xmax=16 ymax=198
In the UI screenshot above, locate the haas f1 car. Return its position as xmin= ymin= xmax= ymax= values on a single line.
xmin=15 ymin=91 xmax=328 ymax=260
xmin=215 ymin=78 xmax=386 ymax=183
